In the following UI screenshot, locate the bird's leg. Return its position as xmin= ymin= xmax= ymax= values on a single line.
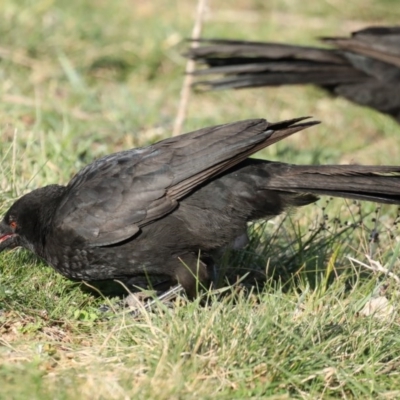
xmin=174 ymin=253 xmax=214 ymax=299
xmin=209 ymin=232 xmax=250 ymax=287
xmin=122 ymin=255 xmax=213 ymax=316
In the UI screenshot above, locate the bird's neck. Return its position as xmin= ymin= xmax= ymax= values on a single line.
xmin=32 ymin=185 xmax=67 ymax=257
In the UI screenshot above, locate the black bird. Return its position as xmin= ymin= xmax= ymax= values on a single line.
xmin=187 ymin=26 xmax=400 ymax=123
xmin=2 ymin=117 xmax=400 ymax=298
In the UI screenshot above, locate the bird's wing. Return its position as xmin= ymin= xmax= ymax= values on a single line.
xmin=53 ymin=118 xmax=317 ymax=246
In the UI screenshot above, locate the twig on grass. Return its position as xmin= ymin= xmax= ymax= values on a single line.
xmin=348 ymin=255 xmax=400 ymax=284
xmin=172 ymin=0 xmax=208 ymax=137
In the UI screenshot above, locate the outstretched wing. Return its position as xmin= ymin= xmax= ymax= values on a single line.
xmin=54 ymin=118 xmax=318 ymax=246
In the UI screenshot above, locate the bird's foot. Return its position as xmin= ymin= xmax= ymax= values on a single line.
xmin=98 ymin=284 xmax=186 ymax=318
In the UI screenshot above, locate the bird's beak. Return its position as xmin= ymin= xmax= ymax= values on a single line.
xmin=0 ymin=222 xmax=19 ymax=252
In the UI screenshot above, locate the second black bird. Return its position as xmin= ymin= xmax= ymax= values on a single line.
xmin=188 ymin=26 xmax=400 ymax=123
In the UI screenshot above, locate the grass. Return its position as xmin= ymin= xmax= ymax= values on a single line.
xmin=1 ymin=0 xmax=400 ymax=398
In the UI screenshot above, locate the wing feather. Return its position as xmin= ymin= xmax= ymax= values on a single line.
xmin=54 ymin=118 xmax=317 ymax=246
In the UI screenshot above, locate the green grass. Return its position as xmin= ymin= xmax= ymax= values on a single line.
xmin=1 ymin=0 xmax=400 ymax=398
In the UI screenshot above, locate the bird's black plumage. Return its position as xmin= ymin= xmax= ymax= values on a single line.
xmin=2 ymin=117 xmax=400 ymax=297
xmin=187 ymin=26 xmax=400 ymax=123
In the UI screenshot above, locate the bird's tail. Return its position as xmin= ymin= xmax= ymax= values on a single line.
xmin=262 ymin=162 xmax=400 ymax=205
xmin=186 ymin=39 xmax=365 ymax=90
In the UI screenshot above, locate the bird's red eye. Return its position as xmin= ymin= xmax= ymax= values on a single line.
xmin=10 ymin=221 xmax=17 ymax=229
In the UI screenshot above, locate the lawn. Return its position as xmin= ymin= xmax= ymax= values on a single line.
xmin=1 ymin=1 xmax=400 ymax=398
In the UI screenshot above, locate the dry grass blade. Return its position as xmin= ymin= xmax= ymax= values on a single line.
xmin=172 ymin=0 xmax=208 ymax=136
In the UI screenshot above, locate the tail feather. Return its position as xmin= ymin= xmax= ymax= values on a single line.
xmin=188 ymin=40 xmax=366 ymax=90
xmin=187 ymin=28 xmax=400 ymax=122
xmin=264 ymin=163 xmax=400 ymax=205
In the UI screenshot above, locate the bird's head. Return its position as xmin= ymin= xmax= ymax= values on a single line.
xmin=0 ymin=185 xmax=66 ymax=254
